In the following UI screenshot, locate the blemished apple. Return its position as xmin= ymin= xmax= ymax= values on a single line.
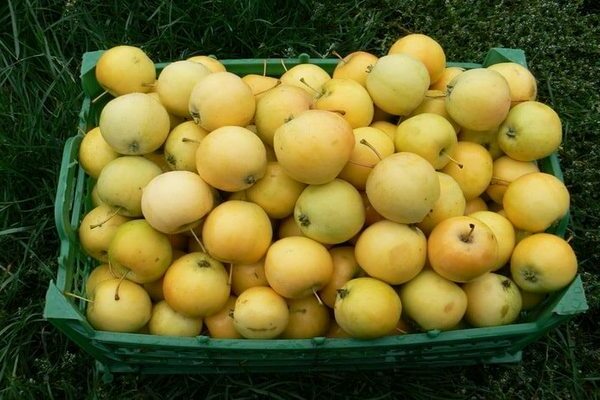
xmin=99 ymin=93 xmax=170 ymax=155
xmin=355 ymin=220 xmax=426 ymax=285
xmin=78 ymin=204 xmax=131 ymax=262
xmin=502 ymin=172 xmax=570 ymax=232
xmin=96 ymin=155 xmax=162 ymax=217
xmin=196 ymin=125 xmax=267 ymax=192
xmin=366 ymin=152 xmax=440 ymax=224
xmin=428 ymin=215 xmax=498 ymax=282
xmin=313 ymin=78 xmax=374 ymax=128
xmin=108 ymin=219 xmax=173 ymax=284
xmin=394 ymin=113 xmax=458 ymax=169
xmin=510 ymin=233 xmax=578 ymax=293
xmin=264 ymin=236 xmax=333 ymax=299
xmin=273 ymin=109 xmax=355 ymax=185
xmin=417 ymin=172 xmax=466 ymax=235
xmin=86 ymin=278 xmax=152 ymax=333
xmin=156 ymin=60 xmax=211 ymax=117
xmin=445 ymin=68 xmax=511 ymax=131
xmin=366 ymin=53 xmax=430 ymax=116
xmin=318 ymin=246 xmax=364 ymax=308
xmin=233 ymin=286 xmax=290 ymax=339
xmin=148 ymin=300 xmax=203 ymax=337
xmin=202 ymin=200 xmax=272 ymax=264
xmin=95 ymin=45 xmax=156 ymax=97
xmin=162 ymin=252 xmax=230 ymax=318
xmin=294 ymin=179 xmax=365 ymax=244
xmin=163 ymin=121 xmax=209 ymax=172
xmin=463 ymin=273 xmax=522 ymax=327
xmin=332 ymin=50 xmax=378 ymax=88
xmin=334 ymin=277 xmax=401 ymax=339
xmin=398 ymin=268 xmax=467 ymax=331
xmin=281 ymin=295 xmax=330 ymax=339
xmin=204 ymin=296 xmax=242 ymax=339
xmin=141 ymin=170 xmax=215 ymax=234
xmin=78 ymin=127 xmax=119 ymax=179
xmin=441 ymin=141 xmax=493 ymax=201
xmin=497 ymin=101 xmax=562 ymax=162
xmin=188 ymin=71 xmax=255 ymax=131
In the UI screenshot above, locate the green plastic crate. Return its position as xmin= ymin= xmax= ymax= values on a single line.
xmin=45 ymin=48 xmax=588 ymax=381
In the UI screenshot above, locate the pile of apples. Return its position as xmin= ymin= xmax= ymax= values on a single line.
xmin=76 ymin=33 xmax=578 ymax=340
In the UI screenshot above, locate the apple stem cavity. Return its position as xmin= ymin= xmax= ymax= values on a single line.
xmin=501 ymin=279 xmax=512 ymax=290
xmin=90 ymin=206 xmax=123 ymax=229
xmin=359 ymin=138 xmax=383 ymax=161
xmin=506 ymin=127 xmax=517 ymax=139
xmin=337 ymin=288 xmax=349 ymax=299
xmin=313 ymin=287 xmax=324 ymax=306
xmin=244 ymin=175 xmax=256 ymax=185
xmin=64 ymin=291 xmax=94 ymax=303
xmin=92 ymin=90 xmax=109 ymax=104
xmin=189 ymin=228 xmax=207 ymax=253
xmin=461 ymin=223 xmax=476 ymax=243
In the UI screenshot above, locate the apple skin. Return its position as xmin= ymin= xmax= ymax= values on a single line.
xmin=334 ymin=277 xmax=401 ymax=339
xmin=428 ymin=216 xmax=498 ymax=283
xmin=86 ymin=278 xmax=152 ymax=333
xmin=497 ymin=101 xmax=562 ymax=162
xmin=148 ymin=300 xmax=203 ymax=337
xmin=313 ymin=78 xmax=374 ymax=128
xmin=502 ymin=172 xmax=570 ymax=233
xmin=418 ymin=172 xmax=466 ymax=235
xmin=398 ymin=268 xmax=467 ymax=331
xmin=463 ymin=273 xmax=522 ymax=327
xmin=510 ymin=233 xmax=577 ymax=293
xmin=332 ymin=51 xmax=378 ymax=88
xmin=394 ymin=113 xmax=458 ymax=170
xmin=441 ymin=141 xmax=493 ymax=201
xmin=233 ymin=286 xmax=290 ymax=339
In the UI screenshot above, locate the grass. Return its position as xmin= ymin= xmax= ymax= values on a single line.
xmin=1 ymin=0 xmax=599 ymax=398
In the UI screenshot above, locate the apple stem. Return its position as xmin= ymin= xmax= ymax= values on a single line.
xmin=425 ymin=92 xmax=446 ymax=99
xmin=142 ymin=82 xmax=156 ymax=88
xmin=327 ymin=109 xmax=347 ymax=116
xmin=365 ymin=64 xmax=374 ymax=73
xmin=313 ymin=288 xmax=324 ymax=306
xmin=228 ymin=263 xmax=233 ymax=286
xmin=92 ymin=90 xmax=109 ymax=104
xmin=331 ymin=50 xmax=345 ymax=62
xmin=181 ymin=137 xmax=201 ymax=144
xmin=566 ymin=234 xmax=574 ymax=243
xmin=64 ymin=291 xmax=94 ymax=303
xmin=359 ymin=138 xmax=383 ymax=160
xmin=444 ymin=152 xmax=464 ymax=169
xmin=253 ymin=80 xmax=281 ymax=97
xmin=348 ymin=160 xmax=374 ymax=169
xmin=396 ymin=327 xmax=407 ymax=334
xmin=506 ymin=127 xmax=517 ymax=138
xmin=90 ymin=207 xmax=123 ymax=230
xmin=491 ymin=176 xmax=511 ymax=186
xmin=114 ymin=269 xmax=130 ymax=301
xmin=189 ymin=228 xmax=207 ymax=253
xmin=466 ymin=223 xmax=475 ymax=242
xmin=280 ymin=58 xmax=288 ymax=72
xmin=263 ymin=59 xmax=267 ymax=77
xmin=299 ymin=77 xmax=322 ymax=97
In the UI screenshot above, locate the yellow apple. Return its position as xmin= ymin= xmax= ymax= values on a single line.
xmin=95 ymin=45 xmax=156 ymax=96
xmin=148 ymin=300 xmax=203 ymax=337
xmin=355 ymin=220 xmax=426 ymax=284
xmin=510 ymin=233 xmax=577 ymax=293
xmin=429 ymin=66 xmax=465 ymax=91
xmin=281 ymin=295 xmax=330 ymax=339
xmin=204 ymin=296 xmax=242 ymax=339
xmin=428 ymin=216 xmax=498 ymax=282
xmin=318 ymin=246 xmax=364 ymax=308
xmin=313 ymin=78 xmax=374 ymax=128
xmin=280 ymin=63 xmax=331 ymax=97
xmin=398 ymin=269 xmax=467 ymax=331
xmin=469 ymin=210 xmax=516 ymax=271
xmin=458 ymin=127 xmax=504 ymax=160
xmin=163 ymin=121 xmax=209 ymax=172
xmin=463 ymin=273 xmax=522 ymax=327
xmin=388 ymin=33 xmax=446 ymax=84
xmin=78 ymin=127 xmax=119 ymax=179
xmin=441 ymin=141 xmax=493 ymax=201
xmin=497 ymin=101 xmax=562 ymax=162
xmin=78 ymin=204 xmax=131 ymax=262
xmin=332 ymin=51 xmax=378 ymax=87
xmin=418 ymin=172 xmax=466 ymax=235
xmin=230 ymin=258 xmax=268 ymax=296
xmin=187 ymin=55 xmax=226 ymax=72
xmin=156 ymin=60 xmax=211 ymax=117
xmin=486 ymin=155 xmax=539 ymax=205
xmin=487 ymin=62 xmax=537 ymax=107
xmin=233 ymin=286 xmax=289 ymax=339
